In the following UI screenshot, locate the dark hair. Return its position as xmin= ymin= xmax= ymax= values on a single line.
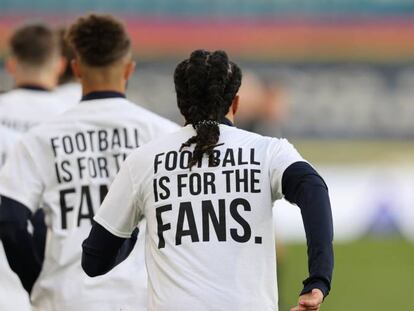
xmin=57 ymin=27 xmax=76 ymax=84
xmin=174 ymin=50 xmax=242 ymax=169
xmin=67 ymin=14 xmax=131 ymax=67
xmin=10 ymin=23 xmax=59 ymax=66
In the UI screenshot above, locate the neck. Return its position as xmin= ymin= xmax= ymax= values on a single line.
xmin=14 ymin=75 xmax=56 ymax=91
xmin=81 ymin=80 xmax=126 ymax=96
xmin=81 ymin=91 xmax=125 ymax=101
xmin=224 ymin=112 xmax=234 ymax=124
xmin=13 ymin=64 xmax=58 ymax=90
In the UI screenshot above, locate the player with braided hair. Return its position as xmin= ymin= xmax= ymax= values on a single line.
xmin=83 ymin=49 xmax=334 ymax=311
xmin=175 ymin=50 xmax=242 ymax=167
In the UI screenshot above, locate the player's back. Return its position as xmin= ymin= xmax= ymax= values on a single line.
xmin=14 ymin=95 xmax=178 ymax=311
xmin=0 ymin=88 xmax=73 ymax=132
xmin=104 ymin=124 xmax=303 ymax=311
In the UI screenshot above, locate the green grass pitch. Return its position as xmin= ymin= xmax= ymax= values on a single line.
xmin=279 ymin=238 xmax=414 ymax=311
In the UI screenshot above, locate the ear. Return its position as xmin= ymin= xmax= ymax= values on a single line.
xmin=5 ymin=57 xmax=17 ymax=76
xmin=124 ymin=60 xmax=136 ymax=81
xmin=71 ymin=59 xmax=81 ymax=79
xmin=231 ymin=95 xmax=240 ymax=116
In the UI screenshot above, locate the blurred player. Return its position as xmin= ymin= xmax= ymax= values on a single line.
xmin=0 ymin=14 xmax=178 ymax=311
xmin=54 ymin=27 xmax=81 ymax=106
xmin=0 ymin=23 xmax=70 ymax=311
xmin=0 ymin=23 xmax=71 ymax=133
xmin=83 ymin=50 xmax=334 ymax=311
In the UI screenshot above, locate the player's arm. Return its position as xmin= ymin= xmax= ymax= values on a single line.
xmin=282 ymin=161 xmax=333 ymax=310
xmin=82 ymin=222 xmax=138 ymax=277
xmin=0 ymin=137 xmax=46 ymax=293
xmin=82 ymin=155 xmax=143 ymax=277
xmin=31 ymin=209 xmax=47 ymax=263
xmin=0 ymin=196 xmax=43 ymax=293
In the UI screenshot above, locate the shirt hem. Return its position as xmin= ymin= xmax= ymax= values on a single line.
xmin=93 ymin=215 xmax=132 ymax=238
xmin=0 ymin=186 xmax=36 ymax=213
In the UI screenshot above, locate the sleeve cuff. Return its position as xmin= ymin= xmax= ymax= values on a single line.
xmin=300 ymin=277 xmax=331 ymax=298
xmin=0 ymin=187 xmax=37 ymax=214
xmin=93 ymin=215 xmax=132 ymax=239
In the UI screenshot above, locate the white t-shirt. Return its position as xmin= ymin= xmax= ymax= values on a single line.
xmin=54 ymin=83 xmax=82 ymax=108
xmin=0 ymin=88 xmax=73 ymax=311
xmin=0 ymin=126 xmax=30 ymax=311
xmin=0 ymin=126 xmax=21 ymax=167
xmin=0 ymin=88 xmax=74 ymax=132
xmin=0 ymin=97 xmax=179 ymax=311
xmin=95 ymin=124 xmax=304 ymax=311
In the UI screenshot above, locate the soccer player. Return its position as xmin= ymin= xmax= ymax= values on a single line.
xmin=83 ymin=50 xmax=334 ymax=311
xmin=0 ymin=14 xmax=178 ymax=311
xmin=0 ymin=23 xmax=70 ymax=311
xmin=54 ymin=27 xmax=81 ymax=106
xmin=0 ymin=23 xmax=70 ymax=132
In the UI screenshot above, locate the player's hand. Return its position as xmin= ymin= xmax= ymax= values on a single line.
xmin=290 ymin=288 xmax=324 ymax=311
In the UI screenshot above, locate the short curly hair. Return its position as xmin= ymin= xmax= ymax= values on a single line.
xmin=67 ymin=14 xmax=131 ymax=67
xmin=10 ymin=23 xmax=60 ymax=66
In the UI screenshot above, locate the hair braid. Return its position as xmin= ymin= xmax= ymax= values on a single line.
xmin=174 ymin=49 xmax=242 ymax=169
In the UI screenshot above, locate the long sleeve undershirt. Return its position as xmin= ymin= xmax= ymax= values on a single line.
xmin=282 ymin=161 xmax=334 ymax=297
xmin=82 ymin=223 xmax=138 ymax=277
xmin=0 ymin=196 xmax=45 ymax=293
xmin=0 ymin=195 xmax=136 ymax=289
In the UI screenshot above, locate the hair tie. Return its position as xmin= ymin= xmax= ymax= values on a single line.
xmin=194 ymin=120 xmax=220 ymax=130
xmin=227 ymin=62 xmax=233 ymax=75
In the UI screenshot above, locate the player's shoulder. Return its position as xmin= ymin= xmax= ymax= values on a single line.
xmin=53 ymin=83 xmax=82 ymax=106
xmin=18 ymin=118 xmax=65 ymax=146
xmin=54 ymin=82 xmax=82 ymax=96
xmin=223 ymin=125 xmax=263 ymax=139
xmin=0 ymin=89 xmax=21 ymax=104
xmin=60 ymin=97 xmax=178 ymax=129
xmin=225 ymin=126 xmax=299 ymax=159
xmin=125 ymin=126 xmax=187 ymax=163
xmin=137 ymin=126 xmax=185 ymax=151
xmin=126 ymin=100 xmax=179 ymax=129
xmin=0 ymin=88 xmax=63 ymax=106
xmin=222 ymin=125 xmax=288 ymax=145
xmin=262 ymin=135 xmax=296 ymax=156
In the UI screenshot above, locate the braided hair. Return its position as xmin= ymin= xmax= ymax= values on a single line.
xmin=174 ymin=50 xmax=242 ymax=169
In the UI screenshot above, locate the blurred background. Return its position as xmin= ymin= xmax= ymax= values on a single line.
xmin=0 ymin=1 xmax=413 ymax=310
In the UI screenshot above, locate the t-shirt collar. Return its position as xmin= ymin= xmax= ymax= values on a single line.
xmin=81 ymin=91 xmax=126 ymax=101
xmin=221 ymin=117 xmax=234 ymax=127
xmin=185 ymin=117 xmax=234 ymax=128
xmin=17 ymin=85 xmax=49 ymax=91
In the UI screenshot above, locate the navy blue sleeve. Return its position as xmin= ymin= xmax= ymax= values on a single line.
xmin=282 ymin=161 xmax=334 ymax=298
xmin=31 ymin=209 xmax=47 ymax=263
xmin=82 ymin=222 xmax=138 ymax=277
xmin=0 ymin=196 xmax=43 ymax=294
